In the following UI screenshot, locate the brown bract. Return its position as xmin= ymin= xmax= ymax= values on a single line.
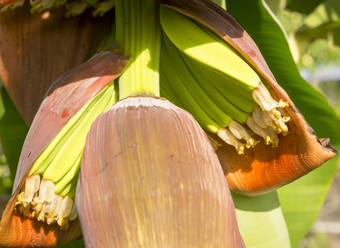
xmin=156 ymin=0 xmax=337 ymax=194
xmin=0 ymin=2 xmax=115 ymax=125
xmin=0 ymin=187 xmax=81 ymax=247
xmin=76 ymin=96 xmax=245 ymax=247
xmin=0 ymin=51 xmax=128 ymax=247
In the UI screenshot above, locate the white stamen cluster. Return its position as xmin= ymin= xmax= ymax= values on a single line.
xmin=215 ymin=85 xmax=290 ymax=153
xmin=252 ymin=85 xmax=290 ymax=136
xmin=15 ymin=175 xmax=77 ymax=230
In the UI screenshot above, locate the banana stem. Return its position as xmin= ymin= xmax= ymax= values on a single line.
xmin=115 ymin=0 xmax=160 ymax=99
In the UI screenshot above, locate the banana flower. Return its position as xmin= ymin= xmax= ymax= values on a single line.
xmin=0 ymin=0 xmax=337 ymax=247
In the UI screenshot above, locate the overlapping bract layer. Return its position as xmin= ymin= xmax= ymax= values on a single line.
xmin=76 ymin=96 xmax=245 ymax=248
xmin=0 ymin=50 xmax=128 ymax=247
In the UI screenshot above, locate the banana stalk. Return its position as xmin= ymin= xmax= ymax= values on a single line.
xmin=0 ymin=50 xmax=128 ymax=247
xmin=156 ymin=0 xmax=337 ymax=194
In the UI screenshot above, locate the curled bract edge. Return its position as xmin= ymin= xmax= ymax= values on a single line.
xmin=156 ymin=0 xmax=337 ymax=194
xmin=0 ymin=50 xmax=128 ymax=247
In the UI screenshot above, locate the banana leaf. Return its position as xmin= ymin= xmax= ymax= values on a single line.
xmin=233 ymin=191 xmax=291 ymax=248
xmin=56 ymin=238 xmax=85 ymax=248
xmin=296 ymin=0 xmax=340 ymax=46
xmin=286 ymin=0 xmax=325 ymax=14
xmin=0 ymin=85 xmax=28 ymax=182
xmin=226 ymin=0 xmax=340 ymax=247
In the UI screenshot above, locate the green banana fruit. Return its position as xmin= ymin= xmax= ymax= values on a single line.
xmin=159 ymin=6 xmax=290 ymax=153
xmin=160 ymin=6 xmax=260 ymax=94
xmin=181 ymin=53 xmax=255 ymax=113
xmin=30 ymin=82 xmax=115 ymax=186
xmin=16 ymin=82 xmax=116 ymax=229
xmin=161 ymin=33 xmax=254 ymax=154
xmin=162 ymin=32 xmax=232 ymax=128
xmin=160 ymin=37 xmax=220 ymax=134
xmin=42 ymin=82 xmax=115 ymax=184
xmin=53 ymin=150 xmax=82 ymax=197
xmin=179 ymin=51 xmax=251 ymax=122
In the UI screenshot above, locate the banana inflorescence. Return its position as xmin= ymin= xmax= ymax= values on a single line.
xmin=13 ymin=2 xmax=290 ymax=232
xmin=159 ymin=7 xmax=290 ymax=154
xmin=15 ymin=82 xmax=116 ymax=229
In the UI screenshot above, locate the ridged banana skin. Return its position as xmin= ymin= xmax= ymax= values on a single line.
xmin=182 ymin=53 xmax=256 ymax=112
xmin=54 ymin=150 xmax=82 ymax=197
xmin=160 ymin=70 xmax=219 ymax=134
xmin=188 ymin=23 xmax=256 ymax=104
xmin=160 ymin=37 xmax=220 ymax=133
xmin=162 ymin=33 xmax=232 ymax=127
xmin=43 ymin=84 xmax=115 ymax=182
xmin=30 ymin=83 xmax=115 ymax=194
xmin=179 ymin=52 xmax=251 ymax=123
xmin=160 ymin=6 xmax=260 ymax=92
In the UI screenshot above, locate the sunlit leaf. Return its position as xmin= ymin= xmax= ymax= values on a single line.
xmin=333 ymin=26 xmax=340 ymax=45
xmin=232 ymin=191 xmax=291 ymax=248
xmin=226 ymin=0 xmax=340 ymax=247
xmin=56 ymin=238 xmax=85 ymax=248
xmin=296 ymin=0 xmax=340 ymax=41
xmin=286 ymin=0 xmax=326 ymax=14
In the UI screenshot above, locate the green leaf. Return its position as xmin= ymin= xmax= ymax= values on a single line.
xmin=333 ymin=26 xmax=340 ymax=45
xmin=232 ymin=191 xmax=291 ymax=248
xmin=226 ymin=0 xmax=340 ymax=247
xmin=296 ymin=0 xmax=340 ymax=41
xmin=0 ymin=85 xmax=28 ymax=180
xmin=277 ymin=158 xmax=338 ymax=247
xmin=303 ymin=0 xmax=340 ymax=28
xmin=56 ymin=238 xmax=84 ymax=248
xmin=286 ymin=0 xmax=326 ymax=14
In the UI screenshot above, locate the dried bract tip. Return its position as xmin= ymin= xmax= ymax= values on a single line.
xmin=217 ymin=127 xmax=245 ymax=154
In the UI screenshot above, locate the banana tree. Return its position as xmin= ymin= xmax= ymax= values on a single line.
xmin=0 ymin=0 xmax=338 ymax=247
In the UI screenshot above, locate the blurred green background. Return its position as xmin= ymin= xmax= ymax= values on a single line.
xmin=267 ymin=1 xmax=340 ymax=247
